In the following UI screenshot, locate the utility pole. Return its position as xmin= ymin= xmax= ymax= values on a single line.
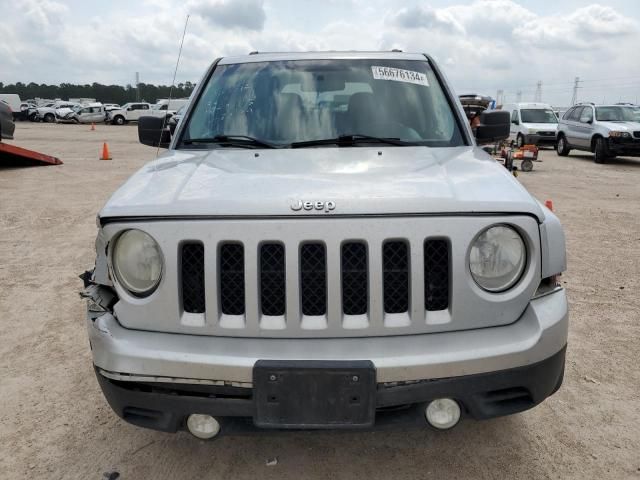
xmin=570 ymin=76 xmax=581 ymax=105
xmin=516 ymin=90 xmax=522 ymax=102
xmin=496 ymin=89 xmax=504 ymax=106
xmin=135 ymin=72 xmax=140 ymax=102
xmin=534 ymin=81 xmax=542 ymax=102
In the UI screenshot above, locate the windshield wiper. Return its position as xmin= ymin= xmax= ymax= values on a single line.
xmin=290 ymin=134 xmax=415 ymax=148
xmin=182 ymin=135 xmax=279 ymax=149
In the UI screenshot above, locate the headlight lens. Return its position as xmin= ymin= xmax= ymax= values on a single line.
xmin=609 ymin=131 xmax=631 ymax=138
xmin=470 ymin=225 xmax=526 ymax=292
xmin=112 ymin=229 xmax=163 ymax=295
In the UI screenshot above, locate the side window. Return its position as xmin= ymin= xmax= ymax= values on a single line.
xmin=81 ymin=108 xmax=90 ymax=114
xmin=569 ymin=107 xmax=583 ymax=121
xmin=141 ymin=104 xmax=149 ymax=110
xmin=511 ymin=109 xmax=518 ymax=123
xmin=579 ymin=107 xmax=593 ymax=123
xmin=562 ymin=108 xmax=574 ymax=120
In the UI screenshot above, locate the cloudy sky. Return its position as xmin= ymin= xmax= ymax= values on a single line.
xmin=2 ymin=0 xmax=640 ymax=106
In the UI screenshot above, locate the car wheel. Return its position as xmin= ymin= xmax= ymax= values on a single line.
xmin=521 ymin=159 xmax=534 ymax=172
xmin=44 ymin=113 xmax=55 ymax=123
xmin=556 ymin=135 xmax=570 ymax=156
xmin=29 ymin=113 xmax=39 ymax=122
xmin=516 ymin=134 xmax=525 ymax=148
xmin=594 ymin=137 xmax=608 ymax=164
xmin=113 ymin=116 xmax=125 ymax=125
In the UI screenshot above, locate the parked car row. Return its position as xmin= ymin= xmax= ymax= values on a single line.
xmin=2 ymin=94 xmax=190 ymax=126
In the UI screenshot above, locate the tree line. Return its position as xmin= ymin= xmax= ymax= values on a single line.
xmin=0 ymin=81 xmax=196 ymax=105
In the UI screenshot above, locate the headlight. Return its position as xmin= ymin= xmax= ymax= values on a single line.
xmin=469 ymin=225 xmax=526 ymax=292
xmin=112 ymin=229 xmax=163 ymax=295
xmin=609 ymin=131 xmax=631 ymax=138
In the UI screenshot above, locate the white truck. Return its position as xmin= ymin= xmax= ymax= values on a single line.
xmin=107 ymin=102 xmax=170 ymax=125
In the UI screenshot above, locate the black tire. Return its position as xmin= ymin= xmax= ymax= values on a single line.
xmin=516 ymin=134 xmax=525 ymax=148
xmin=43 ymin=113 xmax=55 ymax=123
xmin=521 ymin=159 xmax=534 ymax=172
xmin=113 ymin=115 xmax=125 ymax=125
xmin=594 ymin=137 xmax=608 ymax=164
xmin=556 ymin=135 xmax=570 ymax=156
xmin=29 ymin=113 xmax=39 ymax=122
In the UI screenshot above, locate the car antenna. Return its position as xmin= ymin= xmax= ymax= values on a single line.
xmin=155 ymin=14 xmax=190 ymax=160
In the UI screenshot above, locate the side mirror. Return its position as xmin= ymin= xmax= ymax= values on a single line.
xmin=138 ymin=116 xmax=171 ymax=148
xmin=475 ymin=110 xmax=511 ymax=144
xmin=511 ymin=119 xmax=519 ymax=125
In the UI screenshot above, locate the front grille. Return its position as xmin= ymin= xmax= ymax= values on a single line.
xmin=300 ymin=243 xmax=327 ymax=316
xmin=341 ymin=242 xmax=368 ymax=315
xmin=260 ymin=243 xmax=286 ymax=316
xmin=634 ymin=131 xmax=640 ymax=139
xmin=181 ymin=243 xmax=205 ymax=313
xmin=383 ymin=241 xmax=409 ymax=313
xmin=178 ymin=235 xmax=451 ymax=329
xmin=536 ymin=131 xmax=555 ymax=136
xmin=219 ymin=243 xmax=245 ymax=315
xmin=424 ymin=239 xmax=449 ymax=311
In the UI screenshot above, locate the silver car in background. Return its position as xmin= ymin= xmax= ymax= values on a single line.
xmin=0 ymin=101 xmax=16 ymax=140
xmin=556 ymin=103 xmax=640 ymax=163
xmin=83 ymin=51 xmax=568 ymax=438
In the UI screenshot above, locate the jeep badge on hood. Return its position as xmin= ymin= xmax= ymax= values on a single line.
xmin=290 ymin=200 xmax=336 ymax=213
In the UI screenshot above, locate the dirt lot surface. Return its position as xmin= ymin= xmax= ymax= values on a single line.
xmin=1 ymin=122 xmax=639 ymax=479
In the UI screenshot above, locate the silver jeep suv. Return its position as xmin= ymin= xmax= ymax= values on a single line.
xmin=556 ymin=102 xmax=640 ymax=163
xmin=83 ymin=51 xmax=568 ymax=438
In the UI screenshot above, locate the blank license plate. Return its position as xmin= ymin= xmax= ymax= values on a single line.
xmin=253 ymin=360 xmax=376 ymax=429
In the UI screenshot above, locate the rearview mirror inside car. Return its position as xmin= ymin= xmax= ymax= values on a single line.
xmin=475 ymin=110 xmax=511 ymax=144
xmin=138 ymin=116 xmax=171 ymax=148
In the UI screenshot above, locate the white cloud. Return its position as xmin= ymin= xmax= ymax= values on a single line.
xmin=189 ymin=0 xmax=266 ymax=31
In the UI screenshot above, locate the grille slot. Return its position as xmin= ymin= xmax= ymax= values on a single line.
xmin=383 ymin=241 xmax=409 ymax=313
xmin=341 ymin=242 xmax=368 ymax=315
xmin=300 ymin=243 xmax=327 ymax=316
xmin=181 ymin=243 xmax=205 ymax=313
xmin=424 ymin=239 xmax=449 ymax=311
xmin=219 ymin=243 xmax=245 ymax=315
xmin=634 ymin=131 xmax=640 ymax=139
xmin=260 ymin=243 xmax=286 ymax=316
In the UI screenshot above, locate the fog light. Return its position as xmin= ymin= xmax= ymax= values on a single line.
xmin=187 ymin=414 xmax=220 ymax=439
xmin=425 ymin=398 xmax=461 ymax=430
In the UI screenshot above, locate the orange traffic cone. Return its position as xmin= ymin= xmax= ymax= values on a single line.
xmin=100 ymin=142 xmax=112 ymax=160
xmin=545 ymin=199 xmax=554 ymax=211
xmin=90 ymin=122 xmax=96 ymax=131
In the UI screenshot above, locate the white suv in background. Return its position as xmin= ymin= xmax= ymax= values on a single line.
xmin=556 ymin=103 xmax=640 ymax=163
xmin=502 ymin=102 xmax=558 ymax=147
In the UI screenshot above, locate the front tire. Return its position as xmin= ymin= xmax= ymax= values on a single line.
xmin=516 ymin=134 xmax=525 ymax=148
xmin=556 ymin=135 xmax=570 ymax=156
xmin=113 ymin=115 xmax=125 ymax=125
xmin=594 ymin=137 xmax=609 ymax=164
xmin=43 ymin=113 xmax=55 ymax=123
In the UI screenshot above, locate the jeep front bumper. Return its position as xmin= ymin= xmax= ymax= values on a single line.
xmin=88 ymin=288 xmax=568 ymax=433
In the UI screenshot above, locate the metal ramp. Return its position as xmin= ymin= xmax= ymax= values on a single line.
xmin=0 ymin=142 xmax=63 ymax=166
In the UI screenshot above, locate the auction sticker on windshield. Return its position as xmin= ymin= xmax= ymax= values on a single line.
xmin=371 ymin=66 xmax=429 ymax=86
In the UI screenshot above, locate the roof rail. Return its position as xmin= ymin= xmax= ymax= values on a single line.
xmin=248 ymin=51 xmax=259 ymax=55
xmin=576 ymin=102 xmax=595 ymax=106
xmin=391 ymin=49 xmax=403 ymax=52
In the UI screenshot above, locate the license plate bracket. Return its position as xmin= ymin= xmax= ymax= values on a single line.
xmin=253 ymin=360 xmax=376 ymax=429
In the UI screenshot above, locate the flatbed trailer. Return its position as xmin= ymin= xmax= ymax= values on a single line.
xmin=0 ymin=142 xmax=63 ymax=166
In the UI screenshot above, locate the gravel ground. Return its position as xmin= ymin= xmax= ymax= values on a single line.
xmin=1 ymin=122 xmax=639 ymax=479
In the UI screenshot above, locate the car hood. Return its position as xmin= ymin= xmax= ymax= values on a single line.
xmin=100 ymin=146 xmax=545 ymax=221
xmin=522 ymin=122 xmax=557 ymax=131
xmin=597 ymin=121 xmax=640 ymax=131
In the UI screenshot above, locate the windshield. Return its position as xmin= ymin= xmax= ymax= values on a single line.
xmin=180 ymin=59 xmax=464 ymax=148
xmin=520 ymin=109 xmax=557 ymax=124
xmin=595 ymin=106 xmax=638 ymax=122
